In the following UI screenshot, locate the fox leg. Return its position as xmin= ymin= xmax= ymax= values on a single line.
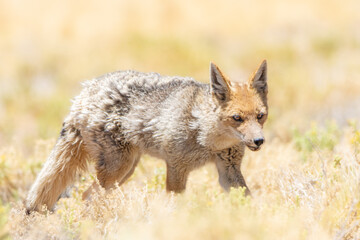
xmin=96 ymin=145 xmax=140 ymax=189
xmin=117 ymin=155 xmax=140 ymax=185
xmin=165 ymin=163 xmax=190 ymax=193
xmin=82 ymin=135 xmax=140 ymax=199
xmin=26 ymin=126 xmax=88 ymax=213
xmin=215 ymin=145 xmax=250 ymax=195
xmin=82 ymin=153 xmax=140 ymax=200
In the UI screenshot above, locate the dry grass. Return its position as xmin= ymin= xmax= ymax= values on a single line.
xmin=1 ymin=0 xmax=360 ymax=239
xmin=4 ymin=126 xmax=360 ymax=239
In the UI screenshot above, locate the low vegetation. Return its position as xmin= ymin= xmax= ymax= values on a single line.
xmin=0 ymin=122 xmax=359 ymax=239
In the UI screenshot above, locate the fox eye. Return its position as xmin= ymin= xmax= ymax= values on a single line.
xmin=257 ymin=113 xmax=264 ymax=120
xmin=232 ymin=115 xmax=244 ymax=122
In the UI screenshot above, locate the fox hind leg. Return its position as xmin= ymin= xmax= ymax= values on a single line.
xmin=82 ymin=156 xmax=140 ymax=201
xmin=82 ymin=135 xmax=141 ymax=200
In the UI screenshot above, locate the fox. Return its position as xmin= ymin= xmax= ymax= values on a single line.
xmin=25 ymin=60 xmax=268 ymax=213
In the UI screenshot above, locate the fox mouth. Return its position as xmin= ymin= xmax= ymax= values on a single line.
xmin=247 ymin=145 xmax=261 ymax=151
xmin=229 ymin=128 xmax=263 ymax=151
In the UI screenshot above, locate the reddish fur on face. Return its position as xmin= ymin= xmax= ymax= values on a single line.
xmin=221 ymin=85 xmax=267 ymax=136
xmin=215 ymin=62 xmax=268 ymax=146
xmin=227 ymin=85 xmax=266 ymax=120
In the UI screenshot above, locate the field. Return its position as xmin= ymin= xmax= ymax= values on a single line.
xmin=1 ymin=0 xmax=360 ymax=239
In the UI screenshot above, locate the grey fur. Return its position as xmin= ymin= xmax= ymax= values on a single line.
xmin=26 ymin=62 xmax=268 ymax=213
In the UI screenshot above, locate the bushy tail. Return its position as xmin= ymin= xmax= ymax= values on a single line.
xmin=26 ymin=130 xmax=88 ymax=213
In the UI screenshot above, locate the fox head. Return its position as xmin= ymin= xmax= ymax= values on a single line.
xmin=210 ymin=60 xmax=268 ymax=151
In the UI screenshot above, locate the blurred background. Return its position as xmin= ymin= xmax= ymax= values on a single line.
xmin=2 ymin=2 xmax=360 ymax=238
xmin=1 ymin=0 xmax=360 ymax=154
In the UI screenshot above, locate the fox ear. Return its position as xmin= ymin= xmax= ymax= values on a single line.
xmin=210 ymin=62 xmax=230 ymax=101
xmin=250 ymin=60 xmax=268 ymax=94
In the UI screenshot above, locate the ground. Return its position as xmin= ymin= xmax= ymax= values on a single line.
xmin=1 ymin=123 xmax=360 ymax=239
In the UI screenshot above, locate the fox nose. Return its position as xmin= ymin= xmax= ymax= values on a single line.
xmin=254 ymin=138 xmax=264 ymax=147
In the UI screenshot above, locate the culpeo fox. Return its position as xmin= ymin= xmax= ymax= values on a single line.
xmin=26 ymin=60 xmax=268 ymax=213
